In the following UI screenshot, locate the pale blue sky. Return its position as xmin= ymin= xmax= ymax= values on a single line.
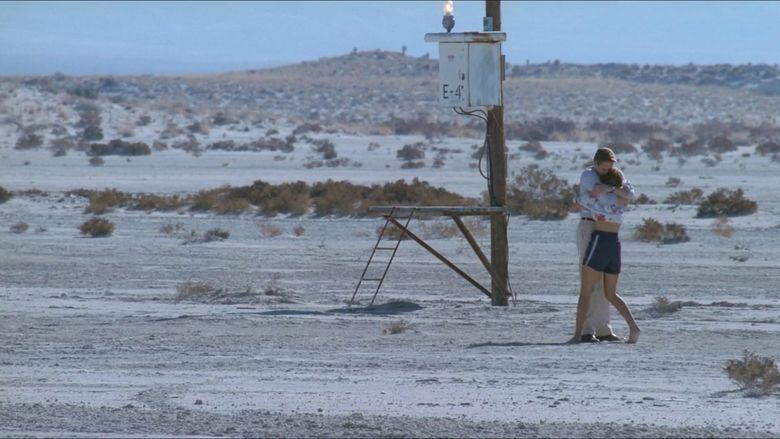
xmin=1 ymin=1 xmax=779 ymax=75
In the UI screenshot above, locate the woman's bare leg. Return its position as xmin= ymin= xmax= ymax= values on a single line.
xmin=602 ymin=273 xmax=641 ymax=343
xmin=572 ymin=266 xmax=602 ymax=342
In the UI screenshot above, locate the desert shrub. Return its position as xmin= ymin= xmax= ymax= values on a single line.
xmin=642 ymin=138 xmax=671 ymax=161
xmin=87 ymin=139 xmax=151 ymax=156
xmin=649 ymin=296 xmax=682 ymax=316
xmin=131 ymin=194 xmax=183 ymax=211
xmin=246 ymin=137 xmax=294 ymax=153
xmin=186 ymin=121 xmax=209 ymax=135
xmin=79 ymin=217 xmax=114 ymax=237
xmin=400 ymin=160 xmax=425 ymax=169
xmin=377 ymin=224 xmax=411 ymax=241
xmin=214 ymin=197 xmax=252 ymax=214
xmin=15 ymin=132 xmax=43 ymax=150
xmin=292 ymin=225 xmax=305 ymax=236
xmin=0 ymin=186 xmax=11 ymax=203
xmin=175 ymin=281 xmax=215 ymax=301
xmin=265 ymin=128 xmax=279 ymax=136
xmin=755 ymin=141 xmax=780 ymax=156
xmin=203 ymin=228 xmax=230 ymax=241
xmin=240 ymin=180 xmax=310 ymax=216
xmin=68 ymin=85 xmax=98 ymax=99
xmin=136 ymin=115 xmax=152 ymax=126
xmin=81 ymin=125 xmax=104 ymax=141
xmin=664 ymin=188 xmax=704 ymax=205
xmin=518 ymin=140 xmax=548 ymax=159
xmin=160 ymin=123 xmax=183 ymax=140
xmin=711 ymin=216 xmax=734 ymax=238
xmin=172 ymin=135 xmax=202 ymax=156
xmin=633 ymin=218 xmax=690 ymax=244
xmin=397 ymin=143 xmax=425 ymax=161
xmin=507 ymin=165 xmax=575 ymax=220
xmin=85 ymin=188 xmax=128 ymax=214
xmin=160 ymin=222 xmax=185 ymax=235
xmin=671 ymin=139 xmax=707 ymax=157
xmin=310 ymin=180 xmax=364 ymax=216
xmin=190 ymin=188 xmax=221 ymax=211
xmin=292 ymin=122 xmax=322 ymax=136
xmin=383 ymin=319 xmax=414 ymax=334
xmin=368 ymin=142 xmax=382 ymax=151
xmin=385 ymin=115 xmax=451 ymax=137
xmin=418 ymin=218 xmax=488 ymax=240
xmin=708 ymin=135 xmax=736 ymax=153
xmin=726 ymin=351 xmax=779 ymax=396
xmin=211 ymin=112 xmax=236 ymax=126
xmin=506 ymin=117 xmax=576 ymax=141
xmin=257 ymin=221 xmax=283 ymax=237
xmin=311 ymin=139 xmax=337 ymax=159
xmin=10 ymin=222 xmax=29 ymax=233
xmin=696 ymin=188 xmax=757 ymax=218
xmin=665 ymin=177 xmax=682 ymax=188
xmin=88 ymin=157 xmax=104 ymax=166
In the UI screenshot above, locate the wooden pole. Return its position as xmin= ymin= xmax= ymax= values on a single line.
xmin=486 ymin=0 xmax=508 ymax=306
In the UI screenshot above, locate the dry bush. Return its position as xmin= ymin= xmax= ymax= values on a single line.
xmin=642 ymin=138 xmax=671 ymax=161
xmin=0 ymin=186 xmax=11 ymax=204
xmin=10 ymin=222 xmax=29 ymax=233
xmin=292 ymin=122 xmax=322 ymax=136
xmin=755 ymin=141 xmax=780 ymax=156
xmin=711 ymin=217 xmax=735 ymax=238
xmin=696 ymin=188 xmax=757 ymax=218
xmin=383 ymin=319 xmax=414 ymax=334
xmin=85 ymin=188 xmax=128 ymax=214
xmin=15 ymin=132 xmax=43 ymax=150
xmin=665 ymin=177 xmax=682 ymax=188
xmin=377 ymin=224 xmax=411 ymax=241
xmin=159 ymin=222 xmax=185 ymax=235
xmin=136 ymin=115 xmax=152 ymax=126
xmin=257 ymin=221 xmax=283 ymax=237
xmin=519 ymin=140 xmax=548 ymax=159
xmin=175 ymin=281 xmax=215 ymax=301
xmin=419 ymin=220 xmax=460 ymax=239
xmin=203 ymin=228 xmax=230 ymax=241
xmin=397 ymin=142 xmax=426 ymax=161
xmin=708 ymin=135 xmax=736 ymax=154
xmin=400 ymin=160 xmax=425 ymax=169
xmin=368 ymin=141 xmax=382 ymax=151
xmin=633 ymin=218 xmax=690 ymax=244
xmin=88 ymin=157 xmax=104 ymax=166
xmin=79 ymin=217 xmax=114 ymax=237
xmin=292 ymin=225 xmax=305 ymax=236
xmin=671 ymin=139 xmax=707 ymax=157
xmin=664 ymin=188 xmax=704 ymax=205
xmin=186 ymin=121 xmax=210 ymax=135
xmin=649 ymin=296 xmax=682 ymax=316
xmin=241 ymin=180 xmax=310 ymax=216
xmin=311 ymin=138 xmax=337 ymax=159
xmin=131 ymin=194 xmax=184 ymax=211
xmin=87 ymin=139 xmax=152 ymax=156
xmin=506 ymin=117 xmax=576 ymax=141
xmin=507 ymin=165 xmax=575 ymax=220
xmin=726 ymin=351 xmax=779 ymax=396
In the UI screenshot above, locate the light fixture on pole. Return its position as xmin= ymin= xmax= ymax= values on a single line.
xmin=442 ymin=0 xmax=454 ymax=33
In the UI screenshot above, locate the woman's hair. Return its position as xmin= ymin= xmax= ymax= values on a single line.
xmin=600 ymin=167 xmax=624 ymax=188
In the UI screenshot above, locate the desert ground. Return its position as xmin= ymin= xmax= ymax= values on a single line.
xmin=2 ymin=56 xmax=780 ymax=437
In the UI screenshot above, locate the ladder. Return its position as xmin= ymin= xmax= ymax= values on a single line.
xmin=349 ymin=207 xmax=416 ymax=307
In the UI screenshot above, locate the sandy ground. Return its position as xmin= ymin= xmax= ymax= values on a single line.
xmin=1 ymin=137 xmax=780 ymax=437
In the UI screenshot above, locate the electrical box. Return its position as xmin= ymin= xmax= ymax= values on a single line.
xmin=424 ymin=32 xmax=506 ymax=107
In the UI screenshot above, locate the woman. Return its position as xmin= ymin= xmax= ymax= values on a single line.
xmin=570 ymin=167 xmax=641 ymax=344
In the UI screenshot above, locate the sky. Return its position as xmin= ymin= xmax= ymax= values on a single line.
xmin=1 ymin=1 xmax=780 ymax=76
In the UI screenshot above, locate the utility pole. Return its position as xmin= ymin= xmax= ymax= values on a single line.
xmin=485 ymin=0 xmax=508 ymax=306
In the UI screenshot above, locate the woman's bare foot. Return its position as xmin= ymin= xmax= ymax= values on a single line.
xmin=627 ymin=326 xmax=641 ymax=344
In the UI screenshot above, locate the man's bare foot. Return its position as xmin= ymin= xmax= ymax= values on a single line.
xmin=627 ymin=327 xmax=641 ymax=344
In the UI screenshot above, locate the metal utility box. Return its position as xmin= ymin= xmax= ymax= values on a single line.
xmin=424 ymin=32 xmax=506 ymax=107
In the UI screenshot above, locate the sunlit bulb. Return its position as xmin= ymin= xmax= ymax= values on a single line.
xmin=443 ymin=0 xmax=453 ymax=16
xmin=442 ymin=0 xmax=455 ymax=32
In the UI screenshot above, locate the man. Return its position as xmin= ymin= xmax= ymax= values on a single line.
xmin=576 ymin=147 xmax=635 ymax=342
